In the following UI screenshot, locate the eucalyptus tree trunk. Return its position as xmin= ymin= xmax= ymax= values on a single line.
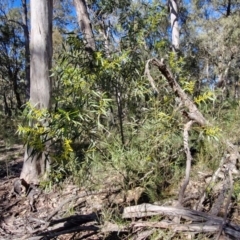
xmin=21 ymin=0 xmax=30 ymax=100
xmin=20 ymin=0 xmax=53 ymax=184
xmin=169 ymin=0 xmax=180 ymax=52
xmin=73 ymin=0 xmax=96 ymax=52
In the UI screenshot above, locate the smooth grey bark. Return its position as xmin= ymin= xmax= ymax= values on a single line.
xmin=20 ymin=0 xmax=53 ymax=184
xmin=29 ymin=0 xmax=53 ymax=109
xmin=169 ymin=0 xmax=180 ymax=52
xmin=73 ymin=0 xmax=96 ymax=51
xmin=21 ymin=0 xmax=30 ymax=100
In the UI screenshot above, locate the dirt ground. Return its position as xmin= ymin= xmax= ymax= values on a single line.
xmin=0 ymin=141 xmax=126 ymax=240
xmin=0 ymin=139 xmax=148 ymax=240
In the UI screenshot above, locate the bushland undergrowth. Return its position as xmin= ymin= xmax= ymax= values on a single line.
xmin=13 ymin=38 xmax=240 ymax=207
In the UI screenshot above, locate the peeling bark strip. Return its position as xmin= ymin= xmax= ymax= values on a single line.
xmin=147 ymin=58 xmax=207 ymax=126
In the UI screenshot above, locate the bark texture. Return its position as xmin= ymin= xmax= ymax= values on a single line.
xmin=29 ymin=0 xmax=53 ymax=109
xmin=169 ymin=0 xmax=180 ymax=52
xmin=20 ymin=0 xmax=53 ymax=184
xmin=74 ymin=0 xmax=96 ymax=51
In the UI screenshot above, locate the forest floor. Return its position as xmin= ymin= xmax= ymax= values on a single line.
xmin=0 ymin=140 xmax=140 ymax=240
xmin=1 ymin=140 xmax=240 ymax=239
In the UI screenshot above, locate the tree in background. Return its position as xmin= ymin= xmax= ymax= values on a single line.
xmin=0 ymin=2 xmax=26 ymax=114
xmin=74 ymin=0 xmax=96 ymax=52
xmin=21 ymin=0 xmax=30 ymax=100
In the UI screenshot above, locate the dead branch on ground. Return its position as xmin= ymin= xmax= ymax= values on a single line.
xmin=123 ymin=204 xmax=240 ymax=239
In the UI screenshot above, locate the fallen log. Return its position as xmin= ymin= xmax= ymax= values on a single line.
xmin=123 ymin=204 xmax=240 ymax=238
xmin=123 ymin=204 xmax=223 ymax=221
xmin=132 ymin=221 xmax=219 ymax=233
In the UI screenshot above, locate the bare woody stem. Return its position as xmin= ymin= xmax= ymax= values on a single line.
xmin=147 ymin=58 xmax=207 ymax=126
xmin=178 ymin=120 xmax=195 ymax=204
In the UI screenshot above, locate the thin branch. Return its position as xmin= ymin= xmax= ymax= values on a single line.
xmin=178 ymin=120 xmax=195 ymax=205
xmin=149 ymin=58 xmax=207 ymax=126
xmin=144 ymin=59 xmax=159 ymax=95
